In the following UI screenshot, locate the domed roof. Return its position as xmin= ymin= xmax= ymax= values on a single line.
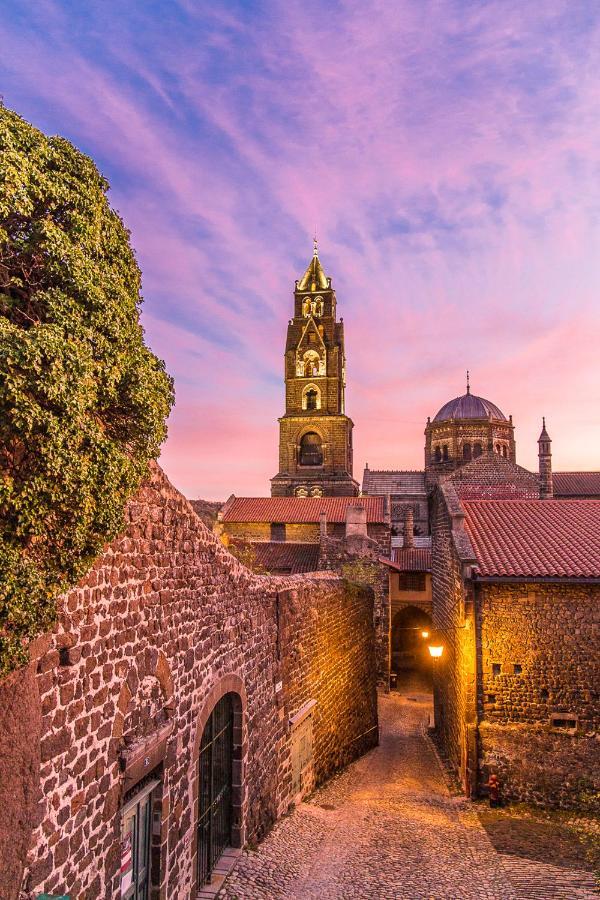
xmin=433 ymin=391 xmax=507 ymax=423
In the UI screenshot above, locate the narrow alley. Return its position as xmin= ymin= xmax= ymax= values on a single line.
xmin=221 ymin=682 xmax=598 ymax=899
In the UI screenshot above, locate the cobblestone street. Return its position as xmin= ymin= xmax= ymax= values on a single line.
xmin=221 ymin=679 xmax=598 ymax=899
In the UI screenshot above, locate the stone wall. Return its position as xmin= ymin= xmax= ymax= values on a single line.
xmin=430 ymin=487 xmax=478 ymax=796
xmin=2 ymin=464 xmax=377 ymax=900
xmin=479 ymin=722 xmax=600 ymax=811
xmin=476 ymin=581 xmax=600 ymax=809
xmin=221 ymin=521 xmax=387 ymax=547
xmin=431 ymin=484 xmax=600 ymax=808
xmin=318 ymin=534 xmax=391 ymax=689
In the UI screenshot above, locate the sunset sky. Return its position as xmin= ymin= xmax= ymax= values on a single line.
xmin=3 ymin=1 xmax=600 ymax=499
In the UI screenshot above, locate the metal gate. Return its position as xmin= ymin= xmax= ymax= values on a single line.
xmin=197 ymin=693 xmax=234 ymax=886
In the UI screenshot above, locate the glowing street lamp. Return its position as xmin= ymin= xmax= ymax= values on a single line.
xmin=428 ymin=642 xmax=444 ymax=658
xmin=421 ymin=630 xmax=430 ymax=639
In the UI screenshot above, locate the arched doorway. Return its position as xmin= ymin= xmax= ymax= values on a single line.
xmin=197 ymin=693 xmax=235 ymax=886
xmin=391 ymin=605 xmax=432 ymax=691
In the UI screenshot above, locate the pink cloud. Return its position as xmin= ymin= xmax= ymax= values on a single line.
xmin=2 ymin=0 xmax=600 ymax=498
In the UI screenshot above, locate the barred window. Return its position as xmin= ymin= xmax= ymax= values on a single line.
xmin=398 ymin=573 xmax=426 ymax=591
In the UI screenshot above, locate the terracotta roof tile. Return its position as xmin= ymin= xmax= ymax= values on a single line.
xmin=463 ymin=499 xmax=600 ymax=578
xmin=390 ymin=548 xmax=432 ymax=572
xmin=249 ymin=542 xmax=320 ymax=574
xmin=221 ymin=496 xmax=385 ymax=524
xmin=362 ymin=470 xmax=426 ymax=495
xmin=553 ymin=472 xmax=600 ymax=498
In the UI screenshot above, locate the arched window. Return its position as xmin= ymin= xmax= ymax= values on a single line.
xmin=299 ymin=432 xmax=323 ymax=466
xmin=463 ymin=443 xmax=472 ymax=461
xmin=302 ymin=384 xmax=321 ymax=410
xmin=502 ymin=446 xmax=507 ymax=458
xmin=442 ymin=445 xmax=449 ymax=461
xmin=473 ymin=442 xmax=482 ymax=458
xmin=495 ymin=443 xmax=501 ymax=454
xmin=302 ymin=298 xmax=311 ymax=316
xmin=434 ymin=447 xmax=442 ymax=462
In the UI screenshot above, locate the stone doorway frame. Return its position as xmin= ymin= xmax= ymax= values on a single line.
xmin=191 ymin=674 xmax=248 ymax=896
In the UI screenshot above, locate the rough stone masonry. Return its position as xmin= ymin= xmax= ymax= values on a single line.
xmin=0 ymin=463 xmax=378 ymax=900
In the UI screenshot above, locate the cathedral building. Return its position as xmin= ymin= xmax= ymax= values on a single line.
xmin=270 ymin=242 xmax=359 ymax=498
xmin=424 ymin=373 xmax=516 ymax=485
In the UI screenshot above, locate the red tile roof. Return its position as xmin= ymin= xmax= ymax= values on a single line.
xmin=221 ymin=496 xmax=385 ymax=524
xmin=463 ymin=500 xmax=600 ymax=578
xmin=362 ymin=469 xmax=426 ymax=495
xmin=390 ymin=548 xmax=432 ymax=572
xmin=249 ymin=542 xmax=320 ymax=574
xmin=553 ymin=472 xmax=600 ymax=498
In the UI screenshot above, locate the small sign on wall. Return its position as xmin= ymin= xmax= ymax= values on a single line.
xmin=120 ymin=831 xmax=133 ymax=894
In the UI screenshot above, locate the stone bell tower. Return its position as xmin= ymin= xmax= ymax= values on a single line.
xmin=270 ymin=241 xmax=359 ymax=497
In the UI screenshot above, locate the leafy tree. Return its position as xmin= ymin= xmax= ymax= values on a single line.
xmin=0 ymin=106 xmax=174 ymax=674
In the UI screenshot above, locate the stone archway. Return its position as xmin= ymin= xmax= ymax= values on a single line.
xmin=391 ymin=606 xmax=432 ymax=690
xmin=191 ymin=675 xmax=247 ymax=894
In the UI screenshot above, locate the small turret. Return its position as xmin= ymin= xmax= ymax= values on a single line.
xmin=538 ymin=417 xmax=553 ymax=499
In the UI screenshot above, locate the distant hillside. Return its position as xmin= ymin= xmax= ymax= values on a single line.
xmin=190 ymin=499 xmax=222 ymax=529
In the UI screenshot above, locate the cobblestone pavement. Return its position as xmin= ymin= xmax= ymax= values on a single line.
xmin=222 ymin=681 xmax=507 ymax=899
xmin=220 ymin=681 xmax=598 ymax=899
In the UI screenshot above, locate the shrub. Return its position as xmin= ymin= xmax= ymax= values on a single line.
xmin=0 ymin=106 xmax=174 ymax=674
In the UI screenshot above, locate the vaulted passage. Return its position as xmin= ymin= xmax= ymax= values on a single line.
xmin=391 ymin=605 xmax=432 ymax=688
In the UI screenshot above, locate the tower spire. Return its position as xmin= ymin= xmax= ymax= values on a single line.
xmin=538 ymin=417 xmax=553 ymax=499
xmin=313 ymin=228 xmax=318 ymax=258
xmin=466 ymin=370 xmax=470 ymax=395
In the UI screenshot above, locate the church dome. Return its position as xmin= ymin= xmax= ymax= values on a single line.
xmin=433 ymin=391 xmax=506 ymax=423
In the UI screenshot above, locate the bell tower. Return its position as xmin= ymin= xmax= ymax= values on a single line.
xmin=270 ymin=242 xmax=359 ymax=497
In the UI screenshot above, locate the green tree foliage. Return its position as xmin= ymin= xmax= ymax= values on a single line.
xmin=0 ymin=106 xmax=174 ymax=674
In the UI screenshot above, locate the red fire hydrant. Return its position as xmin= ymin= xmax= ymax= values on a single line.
xmin=486 ymin=773 xmax=500 ymax=808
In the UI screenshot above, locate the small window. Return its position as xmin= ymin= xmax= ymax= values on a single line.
xmin=463 ymin=443 xmax=472 ymax=461
xmin=550 ymin=714 xmax=578 ymax=734
xmin=486 ymin=694 xmax=496 ymax=704
xmin=398 ymin=573 xmax=426 ymax=592
xmin=271 ymin=523 xmax=286 ymax=542
xmin=434 ymin=447 xmax=442 ymax=462
xmin=502 ymin=446 xmax=507 ymax=458
xmin=492 ymin=663 xmax=501 ymax=677
xmin=473 ymin=442 xmax=483 ymax=458
xmin=442 ymin=444 xmax=449 ymax=461
xmin=513 ymin=664 xmax=522 ymax=675
xmin=305 ymin=389 xmax=318 ymax=410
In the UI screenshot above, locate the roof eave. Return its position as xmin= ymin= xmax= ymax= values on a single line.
xmin=471 ymin=573 xmax=600 ymax=585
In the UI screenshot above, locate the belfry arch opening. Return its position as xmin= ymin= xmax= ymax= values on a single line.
xmin=299 ymin=432 xmax=323 ymax=466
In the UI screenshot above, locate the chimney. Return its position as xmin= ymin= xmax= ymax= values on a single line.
xmin=319 ymin=510 xmax=328 ymax=539
xmin=404 ymin=507 xmax=415 ymax=549
xmin=538 ymin=417 xmax=553 ymax=499
xmin=345 ymin=504 xmax=367 ymax=537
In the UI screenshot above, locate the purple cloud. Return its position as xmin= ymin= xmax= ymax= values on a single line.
xmin=2 ymin=0 xmax=600 ymax=497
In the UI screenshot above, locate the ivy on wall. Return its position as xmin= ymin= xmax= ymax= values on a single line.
xmin=0 ymin=106 xmax=174 ymax=674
